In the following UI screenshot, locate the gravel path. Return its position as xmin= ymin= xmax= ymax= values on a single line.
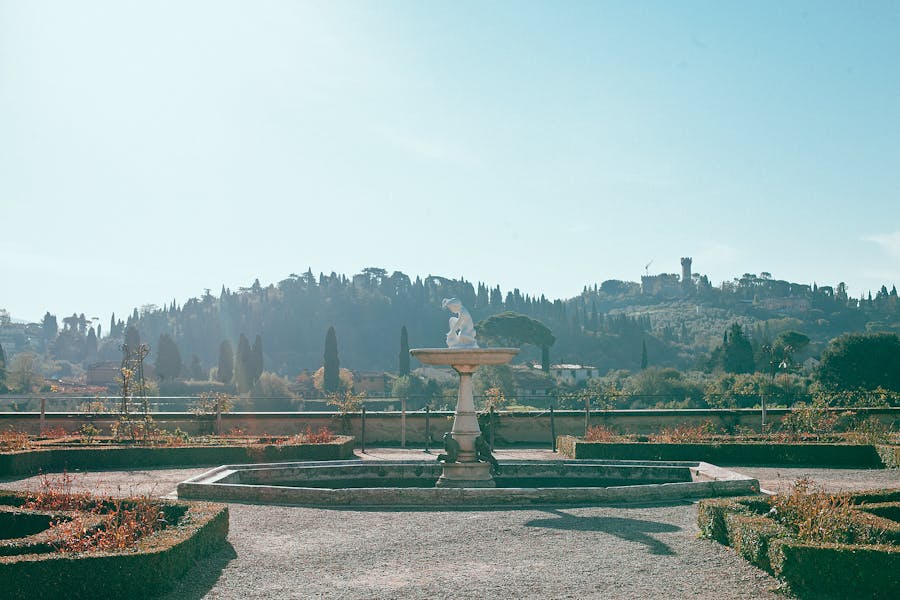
xmin=1 ymin=454 xmax=896 ymax=599
xmin=157 ymin=502 xmax=785 ymax=600
xmin=737 ymin=466 xmax=899 ymax=494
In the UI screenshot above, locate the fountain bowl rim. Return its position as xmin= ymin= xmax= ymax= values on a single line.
xmin=410 ymin=347 xmax=519 ymax=366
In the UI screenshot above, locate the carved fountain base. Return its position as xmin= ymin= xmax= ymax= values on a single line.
xmin=436 ymin=462 xmax=495 ymax=488
xmin=410 ymin=347 xmax=518 ymax=488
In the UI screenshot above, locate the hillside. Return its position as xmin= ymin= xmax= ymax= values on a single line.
xmin=3 ymin=265 xmax=898 ymax=384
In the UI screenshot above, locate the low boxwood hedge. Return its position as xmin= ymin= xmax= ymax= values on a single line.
xmin=771 ymin=541 xmax=900 ymax=599
xmin=0 ymin=493 xmax=228 ymax=599
xmin=557 ymin=436 xmax=888 ymax=467
xmin=0 ymin=436 xmax=355 ymax=476
xmin=699 ymin=493 xmax=900 ymax=599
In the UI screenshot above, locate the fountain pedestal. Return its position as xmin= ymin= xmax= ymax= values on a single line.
xmin=410 ymin=348 xmax=518 ymax=488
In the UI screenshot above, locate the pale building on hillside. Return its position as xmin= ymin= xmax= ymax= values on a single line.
xmin=548 ymin=364 xmax=599 ymax=385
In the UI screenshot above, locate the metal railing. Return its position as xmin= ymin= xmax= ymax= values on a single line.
xmin=1 ymin=391 xmax=898 ymax=414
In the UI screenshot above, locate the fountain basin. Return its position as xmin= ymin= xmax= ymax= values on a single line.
xmin=177 ymin=459 xmax=759 ymax=507
xmin=410 ymin=347 xmax=520 ymax=367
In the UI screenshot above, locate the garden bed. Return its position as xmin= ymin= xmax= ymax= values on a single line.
xmin=0 ymin=435 xmax=355 ymax=476
xmin=556 ymin=436 xmax=894 ymax=467
xmin=0 ymin=487 xmax=228 ymax=599
xmin=698 ymin=487 xmax=900 ymax=599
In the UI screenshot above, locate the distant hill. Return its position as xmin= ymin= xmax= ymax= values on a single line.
xmin=4 ymin=265 xmax=899 ymax=380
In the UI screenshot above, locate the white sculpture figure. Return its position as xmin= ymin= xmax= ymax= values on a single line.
xmin=442 ymin=298 xmax=478 ymax=349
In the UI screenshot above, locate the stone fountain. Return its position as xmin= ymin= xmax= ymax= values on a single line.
xmin=410 ymin=298 xmax=518 ymax=487
xmin=177 ymin=298 xmax=760 ymax=506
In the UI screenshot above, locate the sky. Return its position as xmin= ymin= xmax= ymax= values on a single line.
xmin=2 ymin=1 xmax=899 ymax=324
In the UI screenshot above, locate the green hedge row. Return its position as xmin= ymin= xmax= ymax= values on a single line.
xmin=0 ymin=499 xmax=228 ymax=599
xmin=699 ymin=495 xmax=900 ymax=599
xmin=557 ymin=436 xmax=890 ymax=467
xmin=0 ymin=436 xmax=355 ymax=476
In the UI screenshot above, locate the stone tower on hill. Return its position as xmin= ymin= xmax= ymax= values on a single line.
xmin=681 ymin=257 xmax=693 ymax=291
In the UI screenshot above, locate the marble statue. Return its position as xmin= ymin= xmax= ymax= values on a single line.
xmin=442 ymin=298 xmax=478 ymax=349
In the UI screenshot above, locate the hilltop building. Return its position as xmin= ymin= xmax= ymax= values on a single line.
xmin=641 ymin=257 xmax=695 ymax=298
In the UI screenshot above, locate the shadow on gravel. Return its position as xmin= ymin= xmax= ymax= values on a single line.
xmin=525 ymin=508 xmax=680 ymax=556
xmin=154 ymin=541 xmax=238 ymax=600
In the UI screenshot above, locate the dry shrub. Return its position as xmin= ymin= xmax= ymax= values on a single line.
xmin=303 ymin=425 xmax=334 ymax=444
xmin=278 ymin=425 xmax=335 ymax=445
xmin=779 ymin=402 xmax=845 ymax=441
xmin=768 ymin=477 xmax=880 ymax=545
xmin=649 ymin=420 xmax=719 ymax=443
xmin=52 ymin=498 xmax=166 ymax=553
xmin=40 ymin=426 xmax=70 ymax=439
xmin=191 ymin=392 xmax=234 ymax=416
xmin=584 ymin=425 xmax=621 ymax=442
xmin=226 ymin=427 xmax=246 ymax=438
xmin=23 ymin=471 xmax=170 ymax=553
xmin=0 ymin=428 xmax=31 ymax=452
xmin=846 ymin=416 xmax=894 ymax=445
xmin=23 ymin=472 xmax=97 ymax=512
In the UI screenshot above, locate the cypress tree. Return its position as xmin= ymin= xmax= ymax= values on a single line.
xmin=323 ymin=326 xmax=340 ymax=394
xmin=398 ymin=325 xmax=410 ymax=376
xmin=85 ymin=327 xmax=98 ymax=359
xmin=640 ymin=339 xmax=648 ymax=370
xmin=0 ymin=342 xmax=6 ymax=388
xmin=721 ymin=323 xmax=755 ymax=374
xmin=234 ymin=334 xmax=252 ymax=393
xmin=217 ymin=340 xmax=234 ymax=384
xmin=155 ymin=333 xmax=182 ymax=381
xmin=42 ymin=312 xmax=58 ymax=341
xmin=124 ymin=326 xmax=141 ymax=351
xmin=190 ymin=355 xmax=204 ymax=380
xmin=251 ymin=335 xmax=264 ymax=384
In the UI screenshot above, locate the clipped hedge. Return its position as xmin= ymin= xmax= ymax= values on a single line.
xmin=0 ymin=497 xmax=228 ymax=599
xmin=0 ymin=436 xmax=355 ymax=476
xmin=557 ymin=436 xmax=887 ymax=467
xmin=699 ymin=494 xmax=900 ymax=599
xmin=771 ymin=541 xmax=900 ymax=600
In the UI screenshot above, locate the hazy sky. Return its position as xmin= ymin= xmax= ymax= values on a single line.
xmin=2 ymin=1 xmax=899 ymax=323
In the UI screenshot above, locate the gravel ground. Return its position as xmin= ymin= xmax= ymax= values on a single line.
xmin=156 ymin=502 xmax=785 ymax=600
xmin=1 ymin=454 xmax=896 ymax=599
xmin=736 ymin=466 xmax=899 ymax=494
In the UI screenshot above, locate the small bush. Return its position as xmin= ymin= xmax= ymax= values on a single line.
xmin=648 ymin=420 xmax=718 ymax=443
xmin=0 ymin=429 xmax=31 ymax=452
xmin=79 ymin=423 xmax=100 ymax=444
xmin=847 ymin=416 xmax=894 ymax=445
xmin=779 ymin=401 xmax=851 ymax=440
xmin=40 ymin=426 xmax=70 ymax=439
xmin=584 ymin=425 xmax=622 ymax=442
xmin=768 ymin=478 xmax=884 ymax=545
xmin=278 ymin=425 xmax=335 ymax=445
xmin=23 ymin=472 xmax=97 ymax=512
xmin=191 ymin=391 xmax=234 ymax=416
xmin=52 ymin=497 xmax=167 ymax=553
